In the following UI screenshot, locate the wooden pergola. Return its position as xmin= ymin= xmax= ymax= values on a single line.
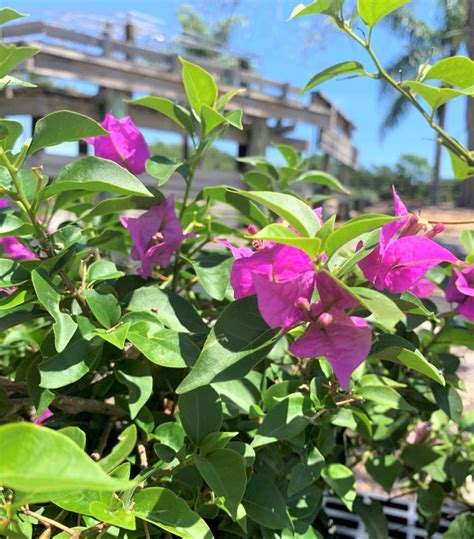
xmin=0 ymin=20 xmax=358 ymax=192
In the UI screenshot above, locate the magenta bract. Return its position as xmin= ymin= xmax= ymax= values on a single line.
xmin=445 ymin=265 xmax=474 ymax=322
xmin=120 ymin=196 xmax=187 ymax=279
xmin=289 ymin=272 xmax=372 ymax=389
xmin=85 ymin=113 xmax=150 ymax=175
xmin=359 ymin=186 xmax=457 ymax=294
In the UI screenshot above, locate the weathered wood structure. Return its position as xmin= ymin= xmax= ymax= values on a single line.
xmin=0 ymin=20 xmax=358 ymax=191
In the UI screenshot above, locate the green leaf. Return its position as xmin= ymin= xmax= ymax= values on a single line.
xmin=180 ymin=57 xmax=218 ymax=115
xmin=132 ymin=487 xmax=213 ymax=539
xmin=0 ymin=119 xmax=23 ymax=150
xmin=199 ymin=185 xmax=268 ymax=228
xmin=0 ymin=213 xmax=31 ymax=237
xmin=146 ymin=156 xmax=183 ymax=186
xmin=39 ymin=336 xmax=103 ymax=389
xmin=95 ymin=323 xmax=130 ymax=349
xmin=224 ymin=109 xmax=243 ymax=129
xmin=417 ymin=483 xmax=444 ymax=519
xmin=99 ymin=425 xmax=137 ymax=473
xmin=216 ymin=88 xmax=245 ymax=110
xmin=234 ymin=189 xmax=321 ymax=237
xmin=432 ymin=384 xmax=463 ymax=423
xmin=45 ymin=157 xmax=153 ymax=198
xmin=0 ymin=423 xmax=133 ymax=495
xmin=0 ymin=8 xmax=27 ymax=25
xmin=195 ymin=449 xmax=247 ymax=520
xmin=31 ymin=269 xmax=77 ymax=352
xmin=27 ymin=111 xmax=107 ymax=156
xmin=243 ymin=473 xmax=293 ymax=530
xmin=59 ymin=427 xmax=86 ymax=449
xmin=128 ymin=326 xmax=199 ymax=368
xmin=84 ymin=287 xmax=121 ymax=329
xmin=89 ymin=501 xmax=136 ymax=530
xmin=350 ymin=286 xmax=405 ymax=332
xmin=177 ymin=296 xmax=278 ymax=393
xmin=291 ymin=170 xmax=350 ymax=193
xmin=199 ymin=432 xmax=238 ymax=456
xmin=357 ymin=0 xmax=411 ymax=26
xmin=460 ymin=230 xmax=474 ymax=254
xmin=0 ymin=258 xmax=30 ymax=287
xmin=249 ymin=223 xmax=321 ymax=257
xmin=357 ymin=385 xmax=415 ymax=411
xmin=126 ymin=285 xmax=208 ymax=334
xmin=353 ymin=497 xmax=389 ymax=539
xmin=253 ymin=393 xmax=311 ymax=447
xmin=448 ymin=148 xmax=474 ymax=180
xmin=190 ymin=254 xmax=233 ymax=301
xmin=424 ymin=56 xmax=474 ymax=89
xmin=273 ymin=143 xmax=300 ymax=168
xmin=444 ymin=513 xmax=474 ymax=539
xmin=132 ymin=96 xmax=194 ymax=134
xmin=321 ymin=464 xmax=356 ymax=510
xmin=288 ymin=447 xmax=325 ymax=496
xmin=366 ymin=455 xmax=402 ymax=493
xmin=404 ymin=80 xmax=469 ymax=109
xmin=370 ymin=334 xmax=445 ymax=385
xmin=115 ymin=360 xmax=153 ymax=419
xmin=0 ymin=43 xmax=38 ymax=78
xmin=301 ymin=61 xmax=366 ymax=93
xmin=87 ymin=260 xmax=125 ymax=282
xmin=179 ymin=386 xmax=223 ymax=444
xmin=325 ymin=214 xmax=400 ymax=257
xmin=289 ymin=0 xmax=339 ymax=20
xmin=201 ymin=104 xmax=228 ymax=135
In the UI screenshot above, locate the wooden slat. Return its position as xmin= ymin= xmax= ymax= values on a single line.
xmin=22 ymin=42 xmax=331 ymax=126
xmin=0 ymin=87 xmax=309 ymax=151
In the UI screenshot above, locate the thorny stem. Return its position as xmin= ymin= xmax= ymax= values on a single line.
xmin=342 ymin=23 xmax=473 ymax=166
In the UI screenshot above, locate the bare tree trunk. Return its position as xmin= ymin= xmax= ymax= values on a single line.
xmin=458 ymin=0 xmax=474 ymax=208
xmin=431 ymin=103 xmax=446 ymax=205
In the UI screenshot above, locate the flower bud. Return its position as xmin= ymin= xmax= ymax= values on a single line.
xmin=295 ymin=297 xmax=311 ymax=313
xmin=318 ymin=312 xmax=334 ymax=328
xmin=406 ymin=421 xmax=430 ymax=444
xmin=425 ymin=222 xmax=445 ymax=239
xmin=247 ymin=224 xmax=258 ymax=235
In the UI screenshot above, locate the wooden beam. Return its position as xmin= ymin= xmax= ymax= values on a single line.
xmin=0 ymin=88 xmax=308 ymax=151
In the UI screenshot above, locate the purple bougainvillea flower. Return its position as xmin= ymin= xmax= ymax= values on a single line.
xmin=0 ymin=236 xmax=36 ymax=261
xmin=359 ymin=186 xmax=457 ymax=293
xmin=225 ymin=239 xmax=315 ymax=330
xmin=0 ymin=198 xmax=36 ymax=263
xmin=445 ymin=265 xmax=474 ymax=322
xmin=34 ymin=408 xmax=54 ymax=425
xmin=120 ymin=196 xmax=187 ymax=279
xmin=289 ymin=272 xmax=372 ymax=389
xmin=85 ymin=113 xmax=150 ymax=175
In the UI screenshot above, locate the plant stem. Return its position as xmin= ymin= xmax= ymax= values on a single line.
xmin=22 ymin=507 xmax=78 ymax=537
xmin=343 ymin=24 xmax=473 ymax=166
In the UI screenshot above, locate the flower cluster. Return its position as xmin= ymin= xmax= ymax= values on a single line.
xmin=224 ymin=188 xmax=470 ymax=388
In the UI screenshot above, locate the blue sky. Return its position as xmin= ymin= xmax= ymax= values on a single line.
xmin=10 ymin=0 xmax=468 ymax=176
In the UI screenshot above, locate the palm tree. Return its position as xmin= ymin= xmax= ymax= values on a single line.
xmin=176 ymin=3 xmax=246 ymax=64
xmin=380 ymin=0 xmax=469 ymax=205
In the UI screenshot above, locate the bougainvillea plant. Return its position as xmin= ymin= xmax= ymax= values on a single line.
xmin=0 ymin=2 xmax=474 ymax=538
